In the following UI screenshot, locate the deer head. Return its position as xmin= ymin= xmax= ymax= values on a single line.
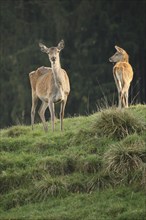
xmin=39 ymin=40 xmax=65 ymax=64
xmin=109 ymin=45 xmax=129 ymax=63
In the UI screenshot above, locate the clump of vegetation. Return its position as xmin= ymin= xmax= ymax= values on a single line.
xmin=103 ymin=134 xmax=146 ymax=186
xmin=32 ymin=175 xmax=67 ymax=201
xmin=93 ymin=108 xmax=146 ymax=140
xmin=4 ymin=126 xmax=29 ymax=137
xmin=71 ymin=129 xmax=95 ymax=145
xmin=0 ymin=171 xmax=32 ymax=194
xmin=75 ymin=155 xmax=101 ymax=174
xmin=1 ymin=189 xmax=30 ymax=210
xmin=37 ymin=156 xmax=76 ymax=176
xmin=86 ymin=172 xmax=111 ymax=192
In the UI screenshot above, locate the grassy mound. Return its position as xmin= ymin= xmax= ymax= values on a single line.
xmin=0 ymin=104 xmax=146 ymax=219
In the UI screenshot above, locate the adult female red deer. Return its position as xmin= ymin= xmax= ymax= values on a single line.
xmin=29 ymin=40 xmax=70 ymax=132
xmin=109 ymin=46 xmax=133 ymax=108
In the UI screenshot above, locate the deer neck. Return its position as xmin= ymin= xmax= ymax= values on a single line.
xmin=122 ymin=53 xmax=129 ymax=62
xmin=51 ymin=60 xmax=62 ymax=87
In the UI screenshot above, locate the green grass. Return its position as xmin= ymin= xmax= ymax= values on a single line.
xmin=0 ymin=104 xmax=146 ymax=219
xmin=0 ymin=188 xmax=145 ymax=220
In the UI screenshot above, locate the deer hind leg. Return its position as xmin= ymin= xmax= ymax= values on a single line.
xmin=31 ymin=94 xmax=38 ymax=130
xmin=121 ymin=92 xmax=126 ymax=108
xmin=113 ymin=74 xmax=122 ymax=109
xmin=48 ymin=101 xmax=55 ymax=132
xmin=60 ymin=96 xmax=67 ymax=131
xmin=38 ymin=101 xmax=48 ymax=132
xmin=125 ymin=91 xmax=129 ymax=108
xmin=121 ymin=84 xmax=130 ymax=108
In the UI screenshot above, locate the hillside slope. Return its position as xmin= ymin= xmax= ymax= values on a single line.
xmin=0 ymin=105 xmax=146 ymax=220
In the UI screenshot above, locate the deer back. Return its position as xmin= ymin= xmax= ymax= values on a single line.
xmin=29 ymin=66 xmax=50 ymax=90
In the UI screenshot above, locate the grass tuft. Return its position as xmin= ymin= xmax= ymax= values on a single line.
xmin=0 ymin=189 xmax=30 ymax=210
xmin=37 ymin=156 xmax=76 ymax=176
xmin=103 ymin=135 xmax=146 ymax=186
xmin=32 ymin=175 xmax=67 ymax=201
xmin=76 ymin=155 xmax=101 ymax=174
xmin=3 ymin=126 xmax=29 ymax=137
xmin=93 ymin=108 xmax=146 ymax=140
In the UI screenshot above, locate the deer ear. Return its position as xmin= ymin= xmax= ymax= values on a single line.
xmin=57 ymin=40 xmax=64 ymax=51
xmin=39 ymin=43 xmax=49 ymax=53
xmin=115 ymin=45 xmax=124 ymax=53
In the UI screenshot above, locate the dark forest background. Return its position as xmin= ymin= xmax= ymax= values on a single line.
xmin=0 ymin=0 xmax=146 ymax=128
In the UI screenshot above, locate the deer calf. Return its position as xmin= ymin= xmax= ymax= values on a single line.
xmin=29 ymin=40 xmax=70 ymax=132
xmin=109 ymin=46 xmax=133 ymax=108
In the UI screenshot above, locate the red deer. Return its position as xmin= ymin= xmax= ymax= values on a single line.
xmin=29 ymin=40 xmax=70 ymax=131
xmin=109 ymin=46 xmax=133 ymax=108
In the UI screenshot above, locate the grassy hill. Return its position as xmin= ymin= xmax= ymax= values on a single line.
xmin=0 ymin=105 xmax=146 ymax=220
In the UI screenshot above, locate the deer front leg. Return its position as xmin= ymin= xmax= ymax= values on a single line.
xmin=31 ymin=95 xmax=38 ymax=130
xmin=38 ymin=101 xmax=48 ymax=132
xmin=48 ymin=101 xmax=55 ymax=131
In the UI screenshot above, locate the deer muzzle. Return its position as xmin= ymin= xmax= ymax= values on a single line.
xmin=51 ymin=57 xmax=56 ymax=63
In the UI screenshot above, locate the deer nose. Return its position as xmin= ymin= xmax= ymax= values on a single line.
xmin=109 ymin=58 xmax=112 ymax=62
xmin=51 ymin=57 xmax=56 ymax=62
